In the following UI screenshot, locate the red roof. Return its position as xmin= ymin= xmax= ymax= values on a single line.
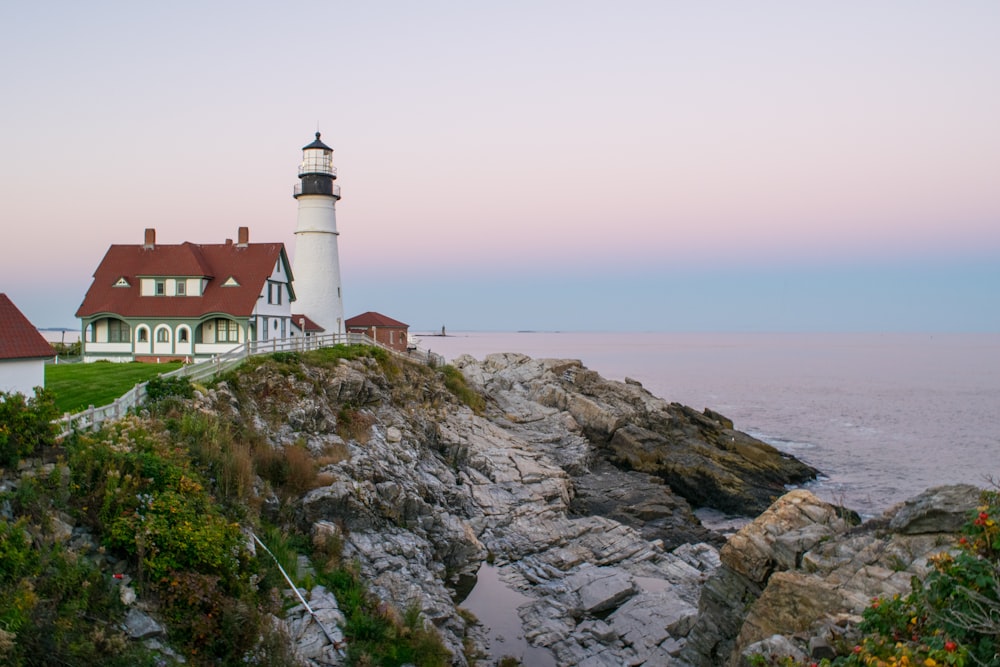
xmin=345 ymin=311 xmax=408 ymax=328
xmin=0 ymin=294 xmax=55 ymax=360
xmin=76 ymin=240 xmax=289 ymax=319
xmin=292 ymin=313 xmax=325 ymax=332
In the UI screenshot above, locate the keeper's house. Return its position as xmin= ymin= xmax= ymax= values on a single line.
xmin=76 ymin=227 xmax=296 ymax=362
xmin=0 ymin=293 xmax=55 ymax=394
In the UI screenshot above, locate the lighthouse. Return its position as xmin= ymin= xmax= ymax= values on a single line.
xmin=292 ymin=132 xmax=344 ymax=335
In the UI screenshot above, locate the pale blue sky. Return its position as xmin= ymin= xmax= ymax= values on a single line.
xmin=1 ymin=1 xmax=997 ymax=331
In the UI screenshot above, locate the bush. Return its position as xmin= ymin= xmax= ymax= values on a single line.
xmin=0 ymin=388 xmax=58 ymax=467
xmin=68 ymin=417 xmax=247 ymax=585
xmin=0 ymin=517 xmax=155 ymax=666
xmin=145 ymin=375 xmax=194 ymax=403
xmin=64 ymin=416 xmax=291 ymax=665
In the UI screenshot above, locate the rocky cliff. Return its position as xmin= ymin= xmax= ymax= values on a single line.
xmin=676 ymin=484 xmax=983 ymax=666
xmin=7 ymin=348 xmax=984 ymax=666
xmin=198 ymin=350 xmax=820 ymax=665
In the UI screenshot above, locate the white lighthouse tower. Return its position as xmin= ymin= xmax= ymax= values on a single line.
xmin=292 ymin=132 xmax=344 ymax=335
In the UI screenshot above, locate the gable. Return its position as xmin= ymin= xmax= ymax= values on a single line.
xmin=0 ymin=294 xmax=55 ymax=360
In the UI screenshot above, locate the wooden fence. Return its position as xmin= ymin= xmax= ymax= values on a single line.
xmin=53 ymin=333 xmax=444 ymax=439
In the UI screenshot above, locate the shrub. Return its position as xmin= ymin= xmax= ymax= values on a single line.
xmin=64 ymin=416 xmax=284 ymax=665
xmin=0 ymin=388 xmax=58 ymax=467
xmin=145 ymin=375 xmax=194 ymax=403
xmin=0 ymin=518 xmax=155 ymax=666
xmin=68 ymin=418 xmax=247 ymax=585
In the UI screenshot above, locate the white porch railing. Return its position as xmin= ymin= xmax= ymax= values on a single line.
xmin=53 ymin=333 xmax=444 ymax=439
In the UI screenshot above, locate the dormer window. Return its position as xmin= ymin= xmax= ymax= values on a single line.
xmin=114 ymin=277 xmax=130 ymax=288
xmin=176 ymin=280 xmax=186 ymax=296
xmin=155 ymin=280 xmax=165 ymax=296
xmin=223 ymin=276 xmax=239 ymax=287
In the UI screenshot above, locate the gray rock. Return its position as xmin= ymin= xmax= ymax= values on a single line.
xmin=124 ymin=608 xmax=164 ymax=640
xmin=120 ymin=584 xmax=137 ymax=606
xmin=559 ymin=566 xmax=637 ymax=614
xmin=739 ymin=634 xmax=807 ymax=666
xmin=888 ymin=484 xmax=981 ymax=534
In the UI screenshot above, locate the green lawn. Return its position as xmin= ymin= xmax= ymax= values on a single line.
xmin=46 ymin=361 xmax=185 ymax=414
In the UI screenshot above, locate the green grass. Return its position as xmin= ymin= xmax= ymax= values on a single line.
xmin=46 ymin=361 xmax=184 ymax=414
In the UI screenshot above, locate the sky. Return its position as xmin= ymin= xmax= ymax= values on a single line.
xmin=1 ymin=1 xmax=998 ymax=332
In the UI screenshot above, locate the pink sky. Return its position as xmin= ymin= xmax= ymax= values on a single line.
xmin=1 ymin=1 xmax=997 ymax=330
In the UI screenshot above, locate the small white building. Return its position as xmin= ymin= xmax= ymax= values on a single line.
xmin=0 ymin=293 xmax=55 ymax=395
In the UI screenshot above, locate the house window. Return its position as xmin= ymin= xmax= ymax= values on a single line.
xmin=156 ymin=328 xmax=169 ymax=343
xmin=155 ymin=280 xmax=165 ymax=296
xmin=176 ymin=281 xmax=186 ymax=296
xmin=137 ymin=327 xmax=149 ymax=343
xmin=267 ymin=282 xmax=282 ymax=305
xmin=178 ymin=328 xmax=189 ymax=343
xmin=108 ymin=320 xmax=130 ymax=342
xmin=216 ymin=319 xmax=239 ymax=342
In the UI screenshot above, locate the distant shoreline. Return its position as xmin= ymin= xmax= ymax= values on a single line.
xmin=38 ymin=328 xmax=81 ymax=344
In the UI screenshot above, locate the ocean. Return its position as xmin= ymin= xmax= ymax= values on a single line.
xmin=414 ymin=331 xmax=1000 ymax=518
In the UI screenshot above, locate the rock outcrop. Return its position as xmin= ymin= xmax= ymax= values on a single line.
xmin=676 ymin=484 xmax=982 ymax=666
xmin=455 ymin=353 xmax=819 ymax=517
xmin=195 ymin=350 xmax=823 ymax=665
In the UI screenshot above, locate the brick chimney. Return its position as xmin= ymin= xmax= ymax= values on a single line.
xmin=237 ymin=226 xmax=249 ymax=247
xmin=143 ymin=228 xmax=156 ymax=249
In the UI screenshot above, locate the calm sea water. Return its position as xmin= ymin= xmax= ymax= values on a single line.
xmin=416 ymin=332 xmax=1000 ymax=517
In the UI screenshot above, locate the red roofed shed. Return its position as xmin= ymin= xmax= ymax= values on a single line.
xmin=345 ymin=311 xmax=410 ymax=352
